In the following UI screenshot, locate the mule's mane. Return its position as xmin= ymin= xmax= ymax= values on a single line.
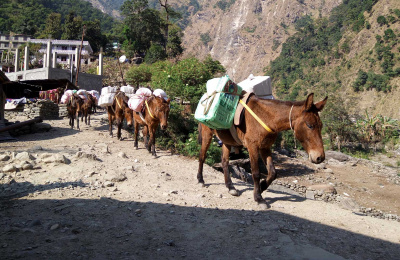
xmin=256 ymin=97 xmax=305 ymax=107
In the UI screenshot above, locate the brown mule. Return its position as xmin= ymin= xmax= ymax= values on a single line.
xmin=67 ymin=94 xmax=84 ymax=130
xmin=197 ymin=93 xmax=328 ymax=208
xmin=107 ymin=92 xmax=133 ymax=140
xmin=133 ymin=96 xmax=171 ymax=157
xmin=81 ymin=93 xmax=96 ymax=126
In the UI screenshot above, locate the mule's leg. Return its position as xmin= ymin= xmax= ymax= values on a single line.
xmin=76 ymin=111 xmax=80 ymax=130
xmin=259 ymin=148 xmax=277 ymax=192
xmin=197 ymin=124 xmax=213 ymax=186
xmin=143 ymin=126 xmax=150 ymax=152
xmin=221 ymin=144 xmax=238 ymax=196
xmin=117 ymin=122 xmax=122 ymax=140
xmin=247 ymin=145 xmax=266 ymax=206
xmin=149 ymin=125 xmax=157 ymax=157
xmin=88 ymin=113 xmax=91 ymax=125
xmin=134 ymin=122 xmax=139 ymax=149
xmin=108 ymin=113 xmax=113 ymax=137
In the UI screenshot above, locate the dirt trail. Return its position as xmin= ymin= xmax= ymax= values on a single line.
xmin=1 ymin=113 xmax=400 ymax=260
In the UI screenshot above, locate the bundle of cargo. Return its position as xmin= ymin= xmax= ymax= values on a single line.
xmin=128 ymin=87 xmax=152 ymax=112
xmin=120 ymin=85 xmax=135 ymax=98
xmin=98 ymin=86 xmax=118 ymax=107
xmin=194 ymin=75 xmax=242 ymax=129
xmin=153 ymin=89 xmax=168 ymax=101
xmin=87 ymin=90 xmax=100 ymax=105
xmin=60 ymin=90 xmax=76 ymax=104
xmin=238 ymin=74 xmax=274 ymax=99
xmin=77 ymin=89 xmax=88 ymax=100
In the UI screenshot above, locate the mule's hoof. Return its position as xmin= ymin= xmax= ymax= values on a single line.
xmin=197 ymin=182 xmax=205 ymax=187
xmin=134 ymin=147 xmax=138 ymax=150
xmin=257 ymin=201 xmax=269 ymax=210
xmin=228 ymin=189 xmax=239 ymax=196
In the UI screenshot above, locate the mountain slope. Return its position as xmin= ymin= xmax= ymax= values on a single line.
xmin=181 ymin=0 xmax=342 ymax=82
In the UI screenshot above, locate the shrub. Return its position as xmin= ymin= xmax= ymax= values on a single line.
xmin=377 ymin=15 xmax=387 ymax=26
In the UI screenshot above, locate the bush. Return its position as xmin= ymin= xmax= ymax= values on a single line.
xmin=144 ymin=43 xmax=167 ymax=64
xmin=377 ymin=15 xmax=387 ymax=26
xmin=125 ymin=64 xmax=152 ymax=88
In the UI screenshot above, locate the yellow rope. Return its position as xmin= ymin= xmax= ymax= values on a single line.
xmin=145 ymin=100 xmax=155 ymax=119
xmin=239 ymin=99 xmax=274 ymax=133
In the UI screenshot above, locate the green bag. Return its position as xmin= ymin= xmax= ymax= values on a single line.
xmin=194 ymin=75 xmax=242 ymax=130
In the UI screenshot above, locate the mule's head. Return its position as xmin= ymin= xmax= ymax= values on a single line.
xmin=151 ymin=96 xmax=171 ymax=130
xmin=124 ymin=106 xmax=134 ymax=127
xmin=293 ymin=93 xmax=328 ymax=164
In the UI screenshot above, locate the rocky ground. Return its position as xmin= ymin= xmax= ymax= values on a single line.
xmin=1 ymin=112 xmax=400 ymax=260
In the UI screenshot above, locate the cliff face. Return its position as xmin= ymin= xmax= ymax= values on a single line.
xmin=181 ymin=0 xmax=342 ymax=82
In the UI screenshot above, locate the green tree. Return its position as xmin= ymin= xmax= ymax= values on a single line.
xmin=84 ymin=20 xmax=108 ymax=53
xmin=125 ymin=64 xmax=152 ymax=88
xmin=166 ymin=25 xmax=184 ymax=58
xmin=39 ymin=13 xmax=62 ymax=39
xmin=321 ymin=96 xmax=356 ymax=151
xmin=145 ymin=43 xmax=167 ymax=64
xmin=62 ymin=12 xmax=83 ymax=40
xmin=377 ymin=15 xmax=387 ymax=26
xmin=121 ymin=0 xmax=164 ymax=57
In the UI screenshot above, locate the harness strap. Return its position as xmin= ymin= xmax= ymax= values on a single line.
xmin=229 ymin=125 xmax=243 ymax=146
xmin=239 ymin=99 xmax=274 ymax=133
xmin=145 ymin=100 xmax=155 ymax=119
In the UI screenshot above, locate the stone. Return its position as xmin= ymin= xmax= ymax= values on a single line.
xmin=305 ymin=190 xmax=315 ymax=200
xmin=42 ymin=154 xmax=68 ymax=164
xmin=50 ymin=224 xmax=60 ymax=230
xmin=118 ymin=152 xmax=128 ymax=158
xmin=307 ymin=184 xmax=337 ymax=195
xmin=324 ymin=168 xmax=334 ymax=174
xmin=109 ymin=174 xmax=127 ymax=183
xmin=0 ymin=154 xmax=10 ymax=161
xmin=2 ymin=164 xmax=16 ymax=173
xmin=339 ymin=197 xmax=359 ymax=211
xmin=75 ymin=152 xmax=98 ymax=161
xmin=325 ymin=151 xmax=350 ymax=162
xmin=15 ymin=152 xmax=35 ymax=161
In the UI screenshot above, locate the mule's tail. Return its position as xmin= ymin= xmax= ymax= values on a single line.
xmin=198 ymin=123 xmax=202 ymax=144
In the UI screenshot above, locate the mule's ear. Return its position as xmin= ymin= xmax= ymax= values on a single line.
xmin=304 ymin=93 xmax=314 ymax=111
xmin=166 ymin=98 xmax=171 ymax=104
xmin=315 ymin=96 xmax=328 ymax=112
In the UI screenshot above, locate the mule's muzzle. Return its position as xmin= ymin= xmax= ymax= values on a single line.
xmin=161 ymin=124 xmax=168 ymax=131
xmin=309 ymin=151 xmax=325 ymax=164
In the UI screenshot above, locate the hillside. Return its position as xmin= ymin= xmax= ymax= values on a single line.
xmin=180 ymin=0 xmax=342 ymax=82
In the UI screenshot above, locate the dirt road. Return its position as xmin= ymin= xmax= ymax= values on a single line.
xmin=1 ymin=113 xmax=400 ymax=259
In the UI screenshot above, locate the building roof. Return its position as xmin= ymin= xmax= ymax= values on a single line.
xmin=29 ymin=39 xmax=93 ymax=53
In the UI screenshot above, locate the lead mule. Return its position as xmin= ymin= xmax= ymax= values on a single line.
xmin=197 ymin=93 xmax=328 ymax=208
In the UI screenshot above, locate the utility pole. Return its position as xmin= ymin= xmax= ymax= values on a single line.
xmin=75 ymin=25 xmax=86 ymax=87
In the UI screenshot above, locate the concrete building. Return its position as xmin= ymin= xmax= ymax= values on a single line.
xmin=1 ymin=38 xmax=104 ymax=91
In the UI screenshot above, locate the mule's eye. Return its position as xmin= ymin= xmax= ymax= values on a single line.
xmin=306 ymin=122 xmax=314 ymax=129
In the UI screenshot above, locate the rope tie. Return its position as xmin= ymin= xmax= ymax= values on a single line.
xmin=239 ymin=99 xmax=274 ymax=133
xmin=145 ymin=100 xmax=155 ymax=119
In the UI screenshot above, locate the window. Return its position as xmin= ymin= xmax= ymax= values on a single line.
xmin=4 ymin=43 xmax=8 ymax=47
xmin=61 ymin=56 xmax=67 ymax=61
xmin=72 ymin=46 xmax=76 ymax=50
xmin=14 ymin=36 xmax=18 ymax=41
xmin=5 ymin=36 xmax=9 ymax=40
xmin=62 ymin=46 xmax=68 ymax=50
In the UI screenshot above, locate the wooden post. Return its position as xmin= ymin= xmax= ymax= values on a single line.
xmin=75 ymin=25 xmax=86 ymax=87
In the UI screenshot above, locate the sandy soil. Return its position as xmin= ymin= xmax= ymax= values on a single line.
xmin=1 ymin=112 xmax=400 ymax=260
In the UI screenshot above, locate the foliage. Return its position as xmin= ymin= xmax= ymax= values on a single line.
xmin=352 ymin=70 xmax=391 ymax=92
xmin=377 ymin=15 xmax=387 ymax=26
xmin=355 ymin=111 xmax=399 ymax=146
xmin=215 ymin=0 xmax=236 ymax=11
xmin=125 ymin=64 xmax=152 ymax=88
xmin=166 ymin=25 xmax=184 ymax=58
xmin=265 ymin=0 xmax=378 ymax=99
xmin=38 ymin=13 xmax=62 ymax=39
xmin=0 ymin=0 xmax=115 ymax=37
xmin=320 ymin=96 xmax=357 ymax=151
xmin=145 ymin=43 xmax=167 ymax=64
xmin=200 ymin=33 xmax=211 ymax=46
